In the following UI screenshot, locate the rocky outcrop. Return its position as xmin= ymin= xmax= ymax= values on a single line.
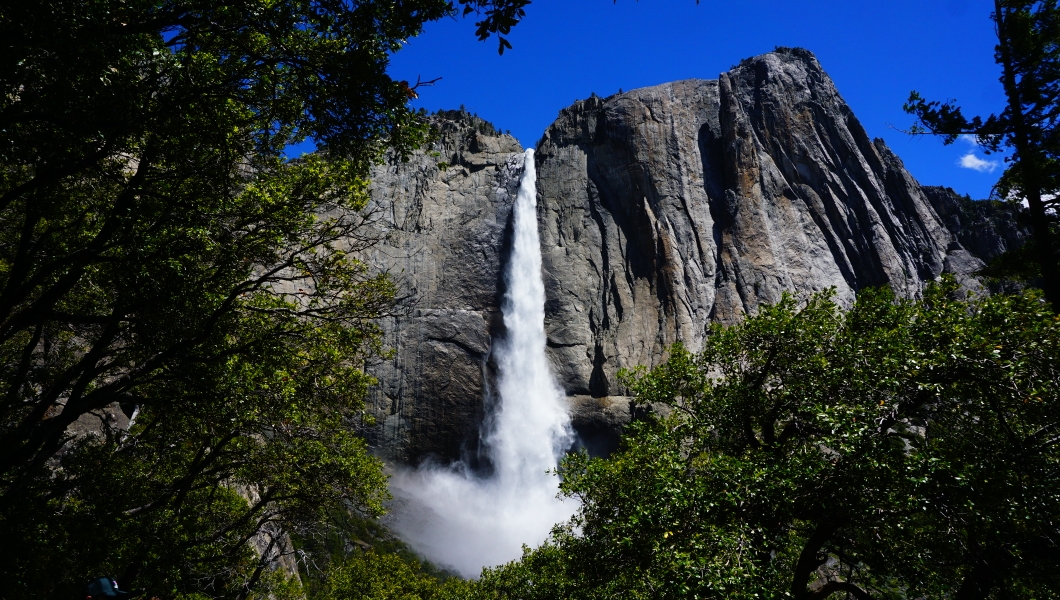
xmin=535 ymin=48 xmax=987 ymax=404
xmin=362 ymin=112 xmax=523 ymax=461
xmin=922 ymin=185 xmax=1030 ymax=263
xmin=364 ymin=50 xmax=1023 ymax=462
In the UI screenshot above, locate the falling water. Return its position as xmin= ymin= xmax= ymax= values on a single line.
xmin=388 ymin=149 xmax=576 ymax=578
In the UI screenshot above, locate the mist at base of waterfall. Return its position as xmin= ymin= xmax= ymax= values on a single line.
xmin=385 ymin=149 xmax=576 ymax=578
xmin=387 ymin=461 xmax=577 ymax=577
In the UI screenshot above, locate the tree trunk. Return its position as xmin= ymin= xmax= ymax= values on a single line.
xmin=995 ymin=0 xmax=1060 ymax=309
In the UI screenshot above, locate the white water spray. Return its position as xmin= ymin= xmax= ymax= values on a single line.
xmin=388 ymin=149 xmax=576 ymax=577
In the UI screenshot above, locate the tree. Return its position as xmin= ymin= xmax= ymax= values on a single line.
xmin=481 ymin=283 xmax=1060 ymax=599
xmin=0 ymin=1 xmax=529 ymax=597
xmin=905 ymin=0 xmax=1060 ymax=309
xmin=319 ymin=551 xmax=477 ymax=600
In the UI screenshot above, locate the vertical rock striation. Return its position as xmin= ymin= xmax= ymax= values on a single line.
xmin=922 ymin=185 xmax=1030 ymax=264
xmin=535 ymin=48 xmax=985 ymax=416
xmin=363 ymin=50 xmax=1024 ymax=462
xmin=362 ymin=112 xmax=523 ymax=461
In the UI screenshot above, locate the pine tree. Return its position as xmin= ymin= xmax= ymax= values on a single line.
xmin=906 ymin=0 xmax=1060 ymax=309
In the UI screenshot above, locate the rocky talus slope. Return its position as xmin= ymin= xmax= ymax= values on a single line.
xmin=364 ymin=49 xmax=1026 ymax=462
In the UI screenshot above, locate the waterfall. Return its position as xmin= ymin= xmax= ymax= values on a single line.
xmin=388 ymin=149 xmax=576 ymax=578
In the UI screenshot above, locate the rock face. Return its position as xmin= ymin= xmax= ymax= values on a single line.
xmin=922 ymin=185 xmax=1030 ymax=264
xmin=534 ymin=47 xmax=988 ymax=407
xmin=364 ymin=49 xmax=1022 ymax=462
xmin=362 ymin=112 xmax=523 ymax=461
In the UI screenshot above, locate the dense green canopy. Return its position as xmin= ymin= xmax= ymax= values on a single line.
xmin=0 ymin=1 xmax=526 ymax=598
xmin=480 ymin=283 xmax=1060 ymax=599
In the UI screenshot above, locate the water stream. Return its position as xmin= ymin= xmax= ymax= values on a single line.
xmin=388 ymin=149 xmax=576 ymax=578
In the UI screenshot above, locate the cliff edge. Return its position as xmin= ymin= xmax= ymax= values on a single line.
xmin=365 ymin=49 xmax=1025 ymax=461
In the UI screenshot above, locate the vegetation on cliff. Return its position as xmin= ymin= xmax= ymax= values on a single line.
xmin=3 ymin=0 xmax=1057 ymax=598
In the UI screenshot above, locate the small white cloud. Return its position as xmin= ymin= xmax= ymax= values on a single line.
xmin=958 ymin=152 xmax=999 ymax=173
xmin=959 ymin=134 xmax=980 ymax=147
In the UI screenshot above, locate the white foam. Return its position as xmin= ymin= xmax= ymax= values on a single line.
xmin=388 ymin=150 xmax=576 ymax=577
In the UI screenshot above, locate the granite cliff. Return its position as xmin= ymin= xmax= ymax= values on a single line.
xmin=360 ymin=112 xmax=524 ymax=461
xmin=363 ymin=48 xmax=1027 ymax=462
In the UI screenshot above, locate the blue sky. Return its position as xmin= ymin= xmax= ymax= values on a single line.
xmin=385 ymin=0 xmax=1008 ymax=200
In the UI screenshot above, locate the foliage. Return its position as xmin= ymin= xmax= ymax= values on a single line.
xmin=293 ymin=506 xmax=464 ymax=597
xmin=980 ymin=237 xmax=1046 ymax=281
xmin=457 ymin=0 xmax=531 ymax=55
xmin=318 ymin=551 xmax=477 ymax=600
xmin=480 ymin=282 xmax=1060 ymax=599
xmin=0 ymin=0 xmax=529 ymax=598
xmin=905 ymin=1 xmax=1060 ymax=307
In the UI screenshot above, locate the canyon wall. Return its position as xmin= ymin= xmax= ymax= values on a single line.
xmin=362 ymin=113 xmax=523 ymax=461
xmin=364 ymin=49 xmax=1025 ymax=462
